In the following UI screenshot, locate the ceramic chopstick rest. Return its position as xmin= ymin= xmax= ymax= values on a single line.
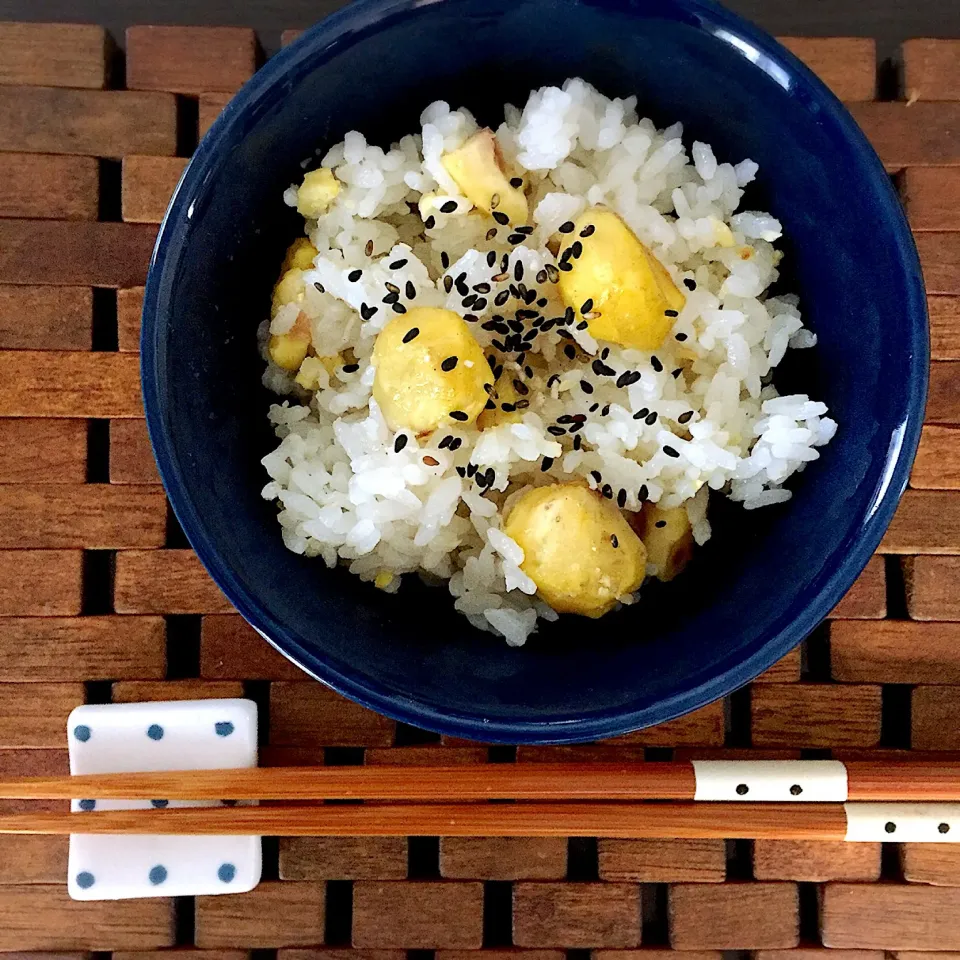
xmin=67 ymin=698 xmax=262 ymax=900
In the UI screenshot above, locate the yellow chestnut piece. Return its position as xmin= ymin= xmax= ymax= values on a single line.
xmin=441 ymin=129 xmax=529 ymax=227
xmin=294 ymin=353 xmax=340 ymax=390
xmin=477 ymin=366 xmax=524 ymax=430
xmin=372 ymin=307 xmax=490 ymax=434
xmin=271 ymin=267 xmax=307 ymax=319
xmin=269 ymin=312 xmax=311 ymax=371
xmin=638 ymin=503 xmax=694 ymax=582
xmin=296 ymin=168 xmax=340 ymax=218
xmin=282 ymin=237 xmax=319 ymax=271
xmin=503 ymin=482 xmax=646 ymax=618
xmin=558 ymin=208 xmax=685 ymax=350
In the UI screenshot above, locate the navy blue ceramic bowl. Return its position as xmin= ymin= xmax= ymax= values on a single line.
xmin=142 ymin=0 xmax=927 ymax=743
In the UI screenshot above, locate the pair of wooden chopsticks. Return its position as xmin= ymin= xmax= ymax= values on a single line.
xmin=1 ymin=761 xmax=958 ymax=839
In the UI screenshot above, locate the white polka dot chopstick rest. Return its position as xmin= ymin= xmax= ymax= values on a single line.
xmin=67 ymin=698 xmax=262 ymax=901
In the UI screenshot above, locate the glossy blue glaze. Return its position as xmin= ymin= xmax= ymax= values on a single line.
xmin=142 ymin=0 xmax=927 ymax=743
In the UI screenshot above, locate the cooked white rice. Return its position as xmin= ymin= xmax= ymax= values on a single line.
xmin=259 ymin=78 xmax=836 ymax=647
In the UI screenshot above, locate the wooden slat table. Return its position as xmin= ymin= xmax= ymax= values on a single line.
xmin=1 ymin=19 xmax=959 ymax=954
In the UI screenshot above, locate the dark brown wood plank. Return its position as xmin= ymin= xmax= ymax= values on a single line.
xmin=121 ymin=155 xmax=187 ymax=223
xmin=110 ymin=419 xmax=161 ymax=483
xmin=751 ymin=684 xmax=882 ymax=747
xmin=879 ymin=490 xmax=960 ymax=554
xmin=111 ymin=679 xmax=244 ymax=701
xmin=830 ymin=556 xmax=887 ymax=619
xmin=198 ymin=93 xmax=234 ymax=138
xmin=930 ymin=297 xmax=960 ymax=360
xmin=905 ymin=556 xmax=960 ymax=620
xmin=752 ymin=840 xmax=881 ymax=881
xmin=904 ymin=167 xmax=960 ymax=230
xmin=114 ymin=551 xmax=233 ymax=614
xmin=440 ymin=838 xmax=568 ymax=880
xmin=913 ymin=425 xmax=960 ymax=488
xmin=0 ymin=154 xmax=98 ymax=220
xmin=117 ymin=286 xmax=144 ymax=352
xmin=926 ymin=362 xmax=960 ymax=423
xmin=0 ymin=551 xmax=82 ymax=616
xmin=270 ymin=682 xmax=395 ymax=748
xmin=0 ymin=419 xmax=87 ymax=482
xmin=0 ymin=835 xmax=68 ymax=884
xmin=200 ymin=614 xmax=304 ymax=680
xmin=279 ymin=837 xmax=408 ymax=881
xmin=847 ymin=103 xmax=960 ymax=168
xmin=903 ymin=39 xmax=960 ymax=102
xmin=0 ymin=683 xmax=85 ymax=747
xmin=0 ymin=286 xmax=92 ymax=351
xmin=513 ymin=883 xmax=642 ymax=948
xmin=832 ymin=620 xmax=960 ymax=683
xmin=777 ymin=37 xmax=876 ymax=101
xmin=0 ymin=86 xmax=176 ymax=158
xmin=912 ymin=687 xmax=960 ymax=750
xmin=917 ymin=235 xmax=960 ymax=295
xmin=0 ymin=24 xmax=107 ymax=89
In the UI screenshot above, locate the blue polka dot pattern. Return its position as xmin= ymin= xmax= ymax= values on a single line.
xmin=151 ymin=799 xmax=169 ymax=808
xmin=218 ymin=862 xmax=236 ymax=883
xmin=78 ymin=799 xmax=96 ymax=811
xmin=76 ymin=871 xmax=95 ymax=889
xmin=215 ymin=721 xmax=235 ymax=737
xmin=73 ymin=725 xmax=91 ymax=742
xmin=148 ymin=865 xmax=167 ymax=885
xmin=147 ymin=724 xmax=164 ymax=740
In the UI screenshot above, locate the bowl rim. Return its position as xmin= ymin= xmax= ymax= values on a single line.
xmin=142 ymin=0 xmax=929 ymax=744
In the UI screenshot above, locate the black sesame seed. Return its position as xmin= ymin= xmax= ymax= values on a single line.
xmin=655 ymin=519 xmax=667 ymax=528
xmin=467 ymin=463 xmax=478 ymax=477
xmin=672 ymin=368 xmax=683 ymax=379
xmin=580 ymin=223 xmax=596 ymax=238
xmin=492 ymin=210 xmax=510 ymax=225
xmin=633 ymin=409 xmax=647 ymax=420
xmin=515 ymin=399 xmax=529 ymax=409
xmin=571 ymin=240 xmax=583 ymax=259
xmin=664 ymin=309 xmax=679 ymax=318
xmin=394 ymin=434 xmax=408 ymax=453
xmin=601 ymin=404 xmax=610 ymax=417
xmin=347 ymin=269 xmax=362 ymax=282
xmin=664 ymin=445 xmax=680 ymax=458
xmin=601 ymin=348 xmax=610 ymax=360
xmin=547 ymin=425 xmax=566 ymax=436
xmin=449 ymin=410 xmax=469 ymax=421
xmin=564 ymin=344 xmax=577 ymax=360
xmin=501 ymin=254 xmax=510 ymax=272
xmin=485 ymin=467 xmax=495 ymax=486
xmin=678 ymin=411 xmax=694 ymax=424
xmin=443 ymin=275 xmax=454 ymax=294
xmin=385 ymin=281 xmax=400 ymax=293
xmin=517 ymin=308 xmax=538 ymax=321
xmin=581 ymin=298 xmax=594 ymax=315
xmin=556 ymin=414 xmax=574 ymax=424
xmin=360 ymin=303 xmax=378 ymax=320
xmin=559 ymin=221 xmax=575 ymax=234
xmin=616 ymin=370 xmax=642 ymax=388
xmin=601 ymin=483 xmax=613 ymax=499
xmin=441 ymin=356 xmax=458 ymax=372
xmin=474 ymin=282 xmax=491 ymax=294
xmin=494 ymin=364 xmax=504 ymax=378
xmin=564 ymin=306 xmax=575 ymax=324
xmin=365 ymin=240 xmax=374 ymax=256
xmin=390 ymin=258 xmax=408 ymax=269
xmin=438 ymin=435 xmax=452 ymax=449
xmin=392 ymin=302 xmax=407 ymax=314
xmin=486 ymin=227 xmax=498 ymax=241
xmin=487 ymin=355 xmax=497 ymax=371
xmin=514 ymin=260 xmax=524 ymax=282
xmin=645 ymin=411 xmax=658 ymax=425
xmin=456 ymin=465 xmax=466 ymax=477
xmin=541 ymin=456 xmax=554 ymax=472
xmin=683 ymin=278 xmax=697 ymax=291
xmin=651 ymin=356 xmax=663 ymax=373
xmin=456 ymin=280 xmax=469 ymax=297
xmin=491 ymin=338 xmax=507 ymax=352
xmin=494 ymin=290 xmax=510 ymax=307
xmin=405 ymin=280 xmax=416 ymax=299
xmin=611 ymin=532 xmax=619 ymax=547
xmin=485 ymin=399 xmax=496 ymax=410
xmin=591 ymin=471 xmax=602 ymax=482
xmin=441 ymin=251 xmax=450 ymax=269
xmin=547 ymin=374 xmax=560 ymax=388
xmin=449 ymin=438 xmax=462 ymax=453
xmin=580 ymin=380 xmax=594 ymax=394
xmin=524 ymin=288 xmax=537 ymax=305
xmin=573 ymin=434 xmax=582 ymax=450
xmin=424 ymin=215 xmax=436 ymax=229
xmin=638 ymin=484 xmax=648 ymax=501
xmin=536 ymin=270 xmax=548 ymax=285
xmin=589 ymin=403 xmax=599 ymax=413
xmin=313 ymin=281 xmax=325 ymax=293
xmin=592 ymin=359 xmax=616 ymax=377
xmin=545 ymin=263 xmax=560 ymax=282
xmin=560 ymin=247 xmax=573 ymax=263
xmin=440 ymin=200 xmax=458 ymax=213
xmin=510 ymin=177 xmax=524 ymax=188
xmin=342 ymin=363 xmax=360 ymax=373
xmin=474 ymin=298 xmax=488 ymax=312
xmin=508 ymin=319 xmax=524 ymax=333
xmin=675 ymin=332 xmax=688 ymax=341
xmin=464 ymin=313 xmax=478 ymax=323
xmin=537 ymin=297 xmax=549 ymax=308
xmin=513 ymin=379 xmax=529 ymax=396
xmin=525 ymin=365 xmax=533 ymax=378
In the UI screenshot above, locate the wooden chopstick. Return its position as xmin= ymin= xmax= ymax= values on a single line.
xmin=0 ymin=802 xmax=849 ymax=839
xmin=1 ymin=761 xmax=959 ymax=801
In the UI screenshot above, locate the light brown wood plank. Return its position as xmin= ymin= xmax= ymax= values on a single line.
xmin=513 ymin=883 xmax=641 ymax=948
xmin=200 ymin=615 xmax=304 ymax=681
xmin=115 ymin=551 xmax=233 ymax=614
xmin=0 ymin=87 xmax=176 ymax=158
xmin=0 ymin=834 xmax=67 ymax=884
xmin=0 ymin=683 xmax=84 ymax=747
xmin=913 ymin=687 xmax=960 ymax=749
xmin=756 ymin=951 xmax=883 ymax=960
xmin=279 ymin=837 xmax=408 ymax=880
xmin=597 ymin=838 xmax=725 ymax=882
xmin=0 ymin=419 xmax=87 ymax=483
xmin=904 ymin=167 xmax=960 ymax=230
xmin=930 ymin=297 xmax=960 ymax=360
xmin=440 ymin=838 xmax=567 ymax=880
xmin=821 ymin=884 xmax=960 ymax=949
xmin=0 ymin=220 xmax=156 ymax=288
xmin=195 ymin=882 xmax=324 ymax=949
xmin=0 ymin=616 xmax=165 ymax=681
xmin=0 ymin=351 xmax=142 ymax=417
xmin=832 ymin=620 xmax=960 ymax=683
xmin=917 ymin=235 xmax=960 ymax=295
xmin=751 ymin=684 xmax=882 ymax=747
xmin=110 ymin=419 xmax=160 ymax=484
xmin=121 ymin=156 xmax=187 ymax=224
xmin=904 ymin=39 xmax=960 ymax=102
xmin=602 ymin=699 xmax=724 ymax=746
xmin=117 ymin=286 xmax=144 ymax=352
xmin=668 ymin=883 xmax=799 ymax=949
xmin=0 ymin=884 xmax=173 ymax=949
xmin=778 ymin=37 xmax=876 ymax=101
xmin=752 ymin=840 xmax=881 ymax=881
xmin=880 ymin=490 xmax=960 ymax=553
xmin=198 ymin=93 xmax=234 ymax=138
xmin=126 ymin=26 xmax=257 ymax=94
xmin=848 ymin=103 xmax=960 ymax=168
xmin=0 ymin=551 xmax=82 ymax=616
xmin=112 ymin=680 xmax=244 ymax=702
xmin=926 ymin=361 xmax=960 ymax=424
xmin=0 ymin=748 xmax=69 ymax=814
xmin=829 ymin=556 xmax=887 ymax=619
xmin=902 ymin=844 xmax=960 ymax=886
xmin=0 ymin=154 xmax=98 ymax=220
xmin=354 ymin=882 xmax=483 ymax=949
xmin=364 ymin=746 xmax=489 ymax=765
xmin=0 ymin=484 xmax=165 ymax=549
xmin=269 ymin=681 xmax=395 ymax=747
xmin=0 ymin=24 xmax=107 ymax=89
xmin=913 ymin=425 xmax=960 ymax=488
xmin=755 ymin=647 xmax=802 ymax=683
xmin=0 ymin=286 xmax=93 ymax=351
xmin=905 ymin=555 xmax=960 ymax=620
